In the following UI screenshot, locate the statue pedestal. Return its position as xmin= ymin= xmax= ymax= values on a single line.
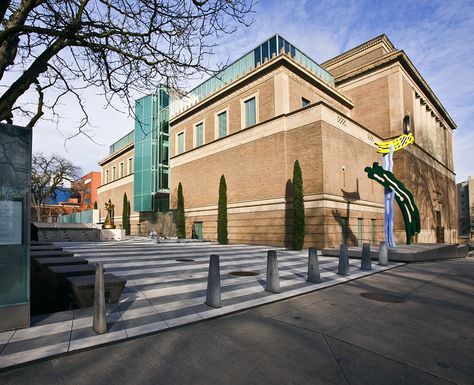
xmin=99 ymin=229 xmax=125 ymax=241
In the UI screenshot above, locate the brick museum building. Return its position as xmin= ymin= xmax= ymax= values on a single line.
xmin=97 ymin=34 xmax=457 ymax=248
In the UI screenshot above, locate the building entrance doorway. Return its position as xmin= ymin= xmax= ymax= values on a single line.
xmin=194 ymin=222 xmax=203 ymax=240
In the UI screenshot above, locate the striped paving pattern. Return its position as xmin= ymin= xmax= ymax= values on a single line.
xmin=0 ymin=239 xmax=402 ymax=369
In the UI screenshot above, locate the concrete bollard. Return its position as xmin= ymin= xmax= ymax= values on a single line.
xmin=378 ymin=242 xmax=389 ymax=266
xmin=337 ymin=244 xmax=350 ymax=276
xmin=266 ymin=250 xmax=281 ymax=293
xmin=307 ymin=247 xmax=321 ymax=283
xmin=361 ymin=242 xmax=372 ymax=270
xmin=92 ymin=262 xmax=107 ymax=334
xmin=205 ymin=254 xmax=221 ymax=308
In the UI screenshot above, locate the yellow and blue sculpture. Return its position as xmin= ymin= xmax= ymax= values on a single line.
xmin=365 ymin=116 xmax=420 ymax=246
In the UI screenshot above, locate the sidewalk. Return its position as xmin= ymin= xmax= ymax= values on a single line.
xmin=0 ymin=241 xmax=400 ymax=370
xmin=1 ymin=255 xmax=472 ymax=384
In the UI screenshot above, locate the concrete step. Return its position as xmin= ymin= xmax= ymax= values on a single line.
xmin=31 ymin=245 xmax=63 ymax=252
xmin=49 ymin=264 xmax=98 ymax=277
xmin=67 ymin=274 xmax=127 ymax=307
xmin=34 ymin=257 xmax=88 ymax=267
xmin=31 ymin=250 xmax=75 ymax=258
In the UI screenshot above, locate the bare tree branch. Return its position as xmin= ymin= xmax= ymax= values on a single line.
xmin=31 ymin=152 xmax=83 ymax=221
xmin=1 ymin=0 xmax=255 ymax=135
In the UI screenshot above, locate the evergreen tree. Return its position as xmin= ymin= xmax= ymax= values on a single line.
xmin=217 ymin=175 xmax=228 ymax=244
xmin=292 ymin=160 xmax=305 ymax=250
xmin=122 ymin=193 xmax=130 ymax=236
xmin=176 ymin=182 xmax=185 ymax=239
xmin=93 ymin=201 xmax=98 ymax=209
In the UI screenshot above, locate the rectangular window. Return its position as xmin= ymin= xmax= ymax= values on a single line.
xmin=358 ymin=218 xmax=363 ymax=246
xmin=105 ymin=170 xmax=109 ymax=184
xmin=112 ymin=166 xmax=116 ymax=181
xmin=119 ymin=162 xmax=124 ymax=178
xmin=128 ymin=158 xmax=133 ymax=174
xmin=195 ymin=122 xmax=204 ymax=146
xmin=218 ymin=112 xmax=227 ymax=138
xmin=177 ymin=132 xmax=185 ymax=154
xmin=302 ymin=97 xmax=310 ymax=108
xmin=244 ymin=97 xmax=256 ymax=128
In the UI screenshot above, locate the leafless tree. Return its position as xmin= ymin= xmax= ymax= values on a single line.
xmin=0 ymin=0 xmax=254 ymax=133
xmin=31 ymin=152 xmax=82 ymax=221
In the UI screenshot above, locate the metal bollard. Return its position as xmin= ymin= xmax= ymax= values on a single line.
xmin=361 ymin=242 xmax=372 ymax=270
xmin=93 ymin=262 xmax=107 ymax=334
xmin=337 ymin=244 xmax=350 ymax=276
xmin=266 ymin=250 xmax=281 ymax=293
xmin=378 ymin=242 xmax=389 ymax=266
xmin=205 ymin=254 xmax=221 ymax=308
xmin=307 ymin=247 xmax=321 ymax=283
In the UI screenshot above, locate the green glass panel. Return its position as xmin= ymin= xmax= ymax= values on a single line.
xmin=218 ymin=112 xmax=227 ymax=138
xmin=245 ymin=98 xmax=256 ymax=128
xmin=178 ymin=133 xmax=184 ymax=154
xmin=196 ymin=123 xmax=204 ymax=146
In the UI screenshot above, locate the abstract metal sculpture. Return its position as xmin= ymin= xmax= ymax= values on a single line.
xmin=365 ymin=116 xmax=420 ymax=246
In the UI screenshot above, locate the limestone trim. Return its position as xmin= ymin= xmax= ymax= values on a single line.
xmin=332 ymin=51 xmax=456 ymax=129
xmin=171 ymin=102 xmax=381 ymax=168
xmin=97 ymin=174 xmax=134 ymax=193
xmin=321 ymin=34 xmax=395 ymax=68
xmin=183 ymin=194 xmax=384 ymax=217
xmin=274 ymin=71 xmax=290 ymax=115
xmin=98 ymin=142 xmax=134 ymax=166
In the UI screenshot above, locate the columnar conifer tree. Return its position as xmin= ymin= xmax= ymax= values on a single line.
xmin=217 ymin=175 xmax=228 ymax=244
xmin=176 ymin=182 xmax=185 ymax=239
xmin=292 ymin=160 xmax=305 ymax=250
xmin=122 ymin=193 xmax=130 ymax=236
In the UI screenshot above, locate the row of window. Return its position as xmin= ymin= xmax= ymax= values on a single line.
xmin=104 ymin=157 xmax=133 ymax=184
xmin=176 ymin=95 xmax=258 ymax=155
xmin=341 ymin=218 xmax=377 ymax=245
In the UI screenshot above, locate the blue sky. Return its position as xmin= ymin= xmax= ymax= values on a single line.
xmin=31 ymin=0 xmax=474 ymax=182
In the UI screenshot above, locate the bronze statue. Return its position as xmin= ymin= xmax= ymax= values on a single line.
xmin=103 ymin=199 xmax=116 ymax=229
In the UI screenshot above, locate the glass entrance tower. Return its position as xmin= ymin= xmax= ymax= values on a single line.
xmin=134 ymin=87 xmax=170 ymax=212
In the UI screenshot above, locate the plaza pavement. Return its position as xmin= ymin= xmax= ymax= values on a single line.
xmin=0 ymin=239 xmax=401 ymax=370
xmin=0 ymin=252 xmax=472 ymax=385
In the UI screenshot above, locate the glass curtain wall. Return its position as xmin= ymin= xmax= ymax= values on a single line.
xmin=134 ymin=87 xmax=170 ymax=212
xmin=173 ymin=34 xmax=334 ymax=115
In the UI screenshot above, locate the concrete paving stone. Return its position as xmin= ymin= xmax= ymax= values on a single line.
xmin=68 ymin=329 xmax=128 ymax=351
xmin=1 ymin=330 xmax=71 ymax=355
xmin=122 ymin=312 xmax=165 ymax=330
xmin=0 ymin=331 xmax=15 ymax=354
xmin=8 ymin=320 xmax=72 ymax=343
xmin=117 ymin=297 xmax=154 ymax=312
xmin=165 ymin=313 xmax=202 ymax=328
xmin=159 ymin=306 xmax=198 ymax=321
xmin=119 ymin=304 xmax=159 ymax=321
xmin=70 ymin=317 xmax=125 ymax=341
xmin=30 ymin=310 xmax=74 ymax=326
xmin=126 ymin=320 xmax=168 ymax=338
